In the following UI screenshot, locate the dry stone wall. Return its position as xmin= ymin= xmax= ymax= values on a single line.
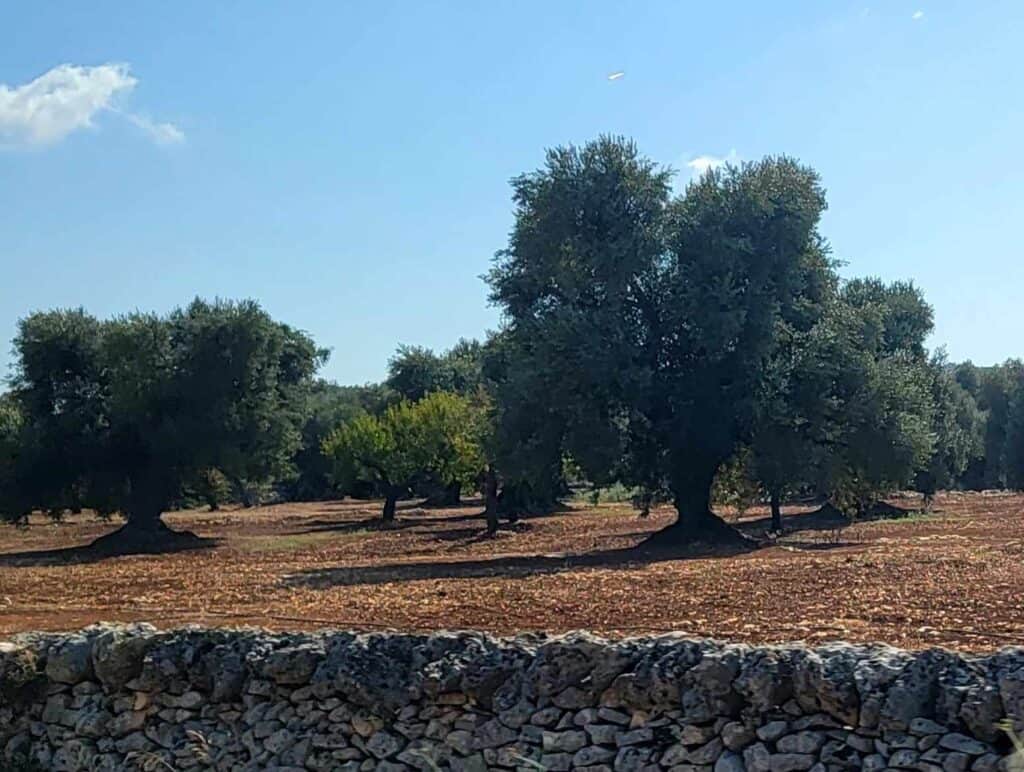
xmin=1 ymin=624 xmax=1022 ymax=771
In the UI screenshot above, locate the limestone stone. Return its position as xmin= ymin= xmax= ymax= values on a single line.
xmin=768 ymin=753 xmax=816 ymax=772
xmin=775 ymin=731 xmax=826 ymax=755
xmin=0 ymin=626 xmax=1017 ymax=772
xmin=938 ymin=733 xmax=989 ymax=755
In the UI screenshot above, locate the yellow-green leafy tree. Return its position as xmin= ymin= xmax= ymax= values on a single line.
xmin=323 ymin=391 xmax=485 ymax=522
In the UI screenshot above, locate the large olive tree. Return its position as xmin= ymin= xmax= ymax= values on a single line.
xmin=487 ymin=137 xmax=835 ymax=546
xmin=0 ymin=299 xmax=322 ymax=548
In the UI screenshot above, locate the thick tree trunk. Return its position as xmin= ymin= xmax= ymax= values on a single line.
xmin=770 ymin=490 xmax=783 ymax=532
xmin=443 ymin=481 xmax=461 ymax=506
xmin=382 ymin=487 xmax=401 ymax=522
xmin=642 ymin=464 xmax=749 ymax=550
xmin=484 ymin=467 xmax=500 ymax=533
xmin=89 ymin=499 xmax=203 ymax=553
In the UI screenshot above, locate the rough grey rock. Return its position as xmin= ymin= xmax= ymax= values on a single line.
xmin=937 ymin=732 xmax=989 ymax=755
xmin=574 ymin=745 xmax=617 ymax=765
xmin=743 ymin=741 xmax=772 ymax=772
xmin=776 ymin=731 xmax=826 ymax=755
xmin=543 ymin=729 xmax=587 ymax=753
xmin=769 ymin=752 xmax=816 ymax=772
xmin=1 ymin=626 xmax=1015 ymax=772
xmin=714 ymin=750 xmax=746 ymax=772
xmin=45 ymin=636 xmax=94 ymax=684
xmin=91 ymin=623 xmax=158 ymax=690
xmin=721 ymin=720 xmax=756 ymax=750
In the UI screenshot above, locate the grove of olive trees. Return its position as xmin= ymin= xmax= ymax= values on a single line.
xmin=1 ymin=137 xmax=1023 ymax=551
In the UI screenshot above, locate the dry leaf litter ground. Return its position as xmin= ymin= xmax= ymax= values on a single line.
xmin=0 ymin=491 xmax=1021 ymax=651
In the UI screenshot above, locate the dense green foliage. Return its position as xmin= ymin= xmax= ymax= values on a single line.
xmin=0 ymin=299 xmax=322 ymax=538
xmin=322 ymin=391 xmax=485 ymax=520
xmin=290 ymin=381 xmax=393 ymax=501
xmin=1 ymin=136 xmax=1022 ymax=549
xmin=386 ymin=339 xmax=486 ymax=401
xmin=486 ymin=137 xmax=835 ymax=541
xmin=954 ymin=360 xmax=1024 ymax=489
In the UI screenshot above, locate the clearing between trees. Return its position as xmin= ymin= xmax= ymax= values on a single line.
xmin=0 ymin=490 xmax=1021 ymax=650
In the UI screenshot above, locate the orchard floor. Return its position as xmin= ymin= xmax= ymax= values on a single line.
xmin=0 ymin=491 xmax=1021 ymax=651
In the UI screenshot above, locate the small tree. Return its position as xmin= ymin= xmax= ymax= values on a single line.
xmin=0 ymin=396 xmax=23 ymax=511
xmin=748 ymin=325 xmax=831 ymax=532
xmin=971 ymin=361 xmax=1024 ymax=489
xmin=323 ymin=391 xmax=484 ymax=521
xmin=387 ymin=339 xmax=488 ymax=505
xmin=914 ymin=355 xmax=985 ymax=507
xmin=823 ymin=280 xmax=935 ymax=514
xmin=0 ymin=299 xmax=322 ymax=548
xmin=290 ymin=381 xmax=392 ymax=501
xmin=825 ymin=354 xmax=935 ymax=515
xmin=481 ymin=331 xmax=569 ymax=517
xmin=1003 ymin=363 xmax=1024 ymax=489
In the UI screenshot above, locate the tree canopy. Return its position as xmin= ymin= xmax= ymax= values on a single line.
xmin=290 ymin=380 xmax=393 ymax=501
xmin=487 ymin=137 xmax=835 ymax=544
xmin=386 ymin=339 xmax=486 ymax=402
xmin=323 ymin=391 xmax=485 ymax=521
xmin=1 ymin=135 xmax=1022 ymax=552
xmin=0 ymin=299 xmax=322 ymax=546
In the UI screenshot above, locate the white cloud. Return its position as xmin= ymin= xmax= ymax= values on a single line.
xmin=912 ymin=10 xmax=925 ymax=19
xmin=686 ymin=149 xmax=740 ymax=178
xmin=0 ymin=63 xmax=183 ymax=148
xmin=124 ymin=113 xmax=185 ymax=145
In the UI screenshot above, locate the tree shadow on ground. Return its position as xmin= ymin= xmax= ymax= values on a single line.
xmin=739 ymin=500 xmax=921 ymax=537
xmin=281 ymin=537 xmax=759 ymax=589
xmin=0 ymin=531 xmax=219 ymax=567
xmin=296 ymin=505 xmax=565 ymax=535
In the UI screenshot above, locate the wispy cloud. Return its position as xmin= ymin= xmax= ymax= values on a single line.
xmin=912 ymin=10 xmax=925 ymax=20
xmin=124 ymin=112 xmax=185 ymax=145
xmin=686 ymin=149 xmax=740 ymax=178
xmin=0 ymin=63 xmax=183 ymax=148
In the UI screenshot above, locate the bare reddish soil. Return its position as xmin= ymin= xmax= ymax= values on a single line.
xmin=0 ymin=492 xmax=1021 ymax=651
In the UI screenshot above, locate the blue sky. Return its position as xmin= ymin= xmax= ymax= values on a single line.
xmin=1 ymin=1 xmax=1020 ymax=385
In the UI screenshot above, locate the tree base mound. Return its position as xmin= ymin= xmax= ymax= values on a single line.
xmin=813 ymin=500 xmax=917 ymax=523
xmin=638 ymin=513 xmax=760 ymax=555
xmin=88 ymin=519 xmax=212 ymax=556
xmin=813 ymin=501 xmax=852 ymax=521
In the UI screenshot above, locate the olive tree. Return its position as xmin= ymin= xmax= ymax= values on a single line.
xmin=810 ymin=289 xmax=936 ymax=516
xmin=487 ymin=137 xmax=834 ymax=546
xmin=749 ymin=280 xmax=941 ymax=524
xmin=0 ymin=299 xmax=322 ymax=548
xmin=914 ymin=355 xmax=985 ymax=506
xmin=1002 ymin=363 xmax=1024 ymax=489
xmin=290 ymin=381 xmax=392 ymax=501
xmin=386 ymin=339 xmax=485 ymax=402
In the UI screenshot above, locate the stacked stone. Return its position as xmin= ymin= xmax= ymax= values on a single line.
xmin=0 ymin=625 xmax=1021 ymax=771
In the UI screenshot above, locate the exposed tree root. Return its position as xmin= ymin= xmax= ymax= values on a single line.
xmin=87 ymin=518 xmax=211 ymax=556
xmin=638 ymin=511 xmax=761 ymax=555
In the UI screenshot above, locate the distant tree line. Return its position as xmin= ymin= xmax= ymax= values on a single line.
xmin=1 ymin=137 xmax=1023 ymax=548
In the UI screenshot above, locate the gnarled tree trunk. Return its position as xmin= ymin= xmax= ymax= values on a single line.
xmin=483 ymin=466 xmax=500 ymax=533
xmin=90 ymin=480 xmax=203 ymax=553
xmin=382 ymin=485 xmax=402 ymax=522
xmin=643 ymin=462 xmax=748 ymax=549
